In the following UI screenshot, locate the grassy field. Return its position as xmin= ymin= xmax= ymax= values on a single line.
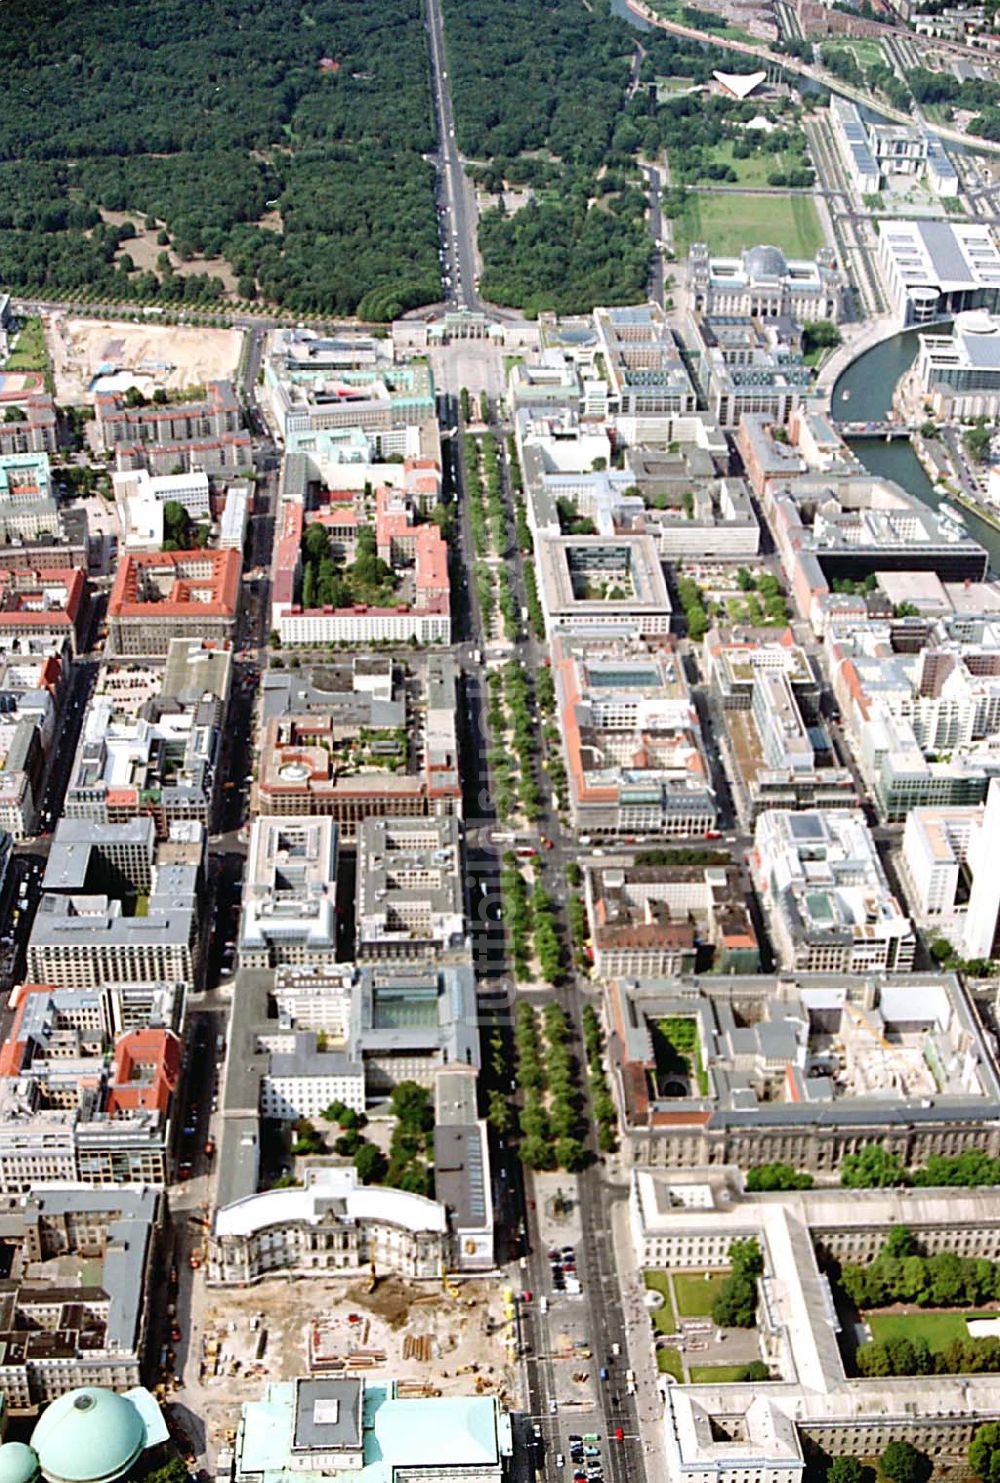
xmin=867 ymin=1309 xmax=1000 ymax=1351
xmin=672 ymin=138 xmax=810 ymax=191
xmin=688 ymin=1364 xmax=751 ymax=1383
xmin=674 ymin=1271 xmax=730 ymax=1318
xmin=648 ymin=0 xmax=758 ymax=42
xmin=645 ymin=1271 xmax=677 ymax=1335
xmin=831 ymin=37 xmax=885 ymax=67
xmin=5 ymin=316 xmax=48 ymax=373
xmin=657 ymin=1346 xmax=684 ymax=1380
xmin=670 ymin=191 xmax=824 ymax=258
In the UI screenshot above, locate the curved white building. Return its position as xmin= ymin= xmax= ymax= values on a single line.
xmin=207 ymin=1165 xmax=450 ymax=1285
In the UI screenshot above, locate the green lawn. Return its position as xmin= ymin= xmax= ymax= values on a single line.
xmin=644 ymin=1271 xmax=677 ymax=1335
xmin=833 ymin=37 xmax=885 ymax=67
xmin=673 ymin=139 xmax=810 ymax=191
xmin=674 ymin=1271 xmax=730 ymax=1318
xmin=648 ymin=0 xmax=757 ymax=40
xmin=688 ymin=1364 xmax=752 ymax=1383
xmin=671 ymin=191 xmax=824 ymax=260
xmin=656 ymin=1346 xmax=684 ymax=1380
xmin=5 ymin=317 xmax=48 ymax=373
xmin=867 ymin=1309 xmax=1000 ymax=1352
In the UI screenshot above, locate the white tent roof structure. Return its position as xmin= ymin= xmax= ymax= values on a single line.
xmin=713 ymin=68 xmax=767 ymax=99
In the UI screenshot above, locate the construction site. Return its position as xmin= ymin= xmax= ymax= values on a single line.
xmin=187 ymin=1271 xmax=518 ymax=1405
xmin=45 ymin=314 xmax=244 ymax=404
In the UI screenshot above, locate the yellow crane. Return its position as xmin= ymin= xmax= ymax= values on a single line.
xmin=844 ymin=1002 xmax=893 ymax=1052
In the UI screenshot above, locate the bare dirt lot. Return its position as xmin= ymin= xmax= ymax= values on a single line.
xmin=46 ymin=315 xmax=244 ymax=404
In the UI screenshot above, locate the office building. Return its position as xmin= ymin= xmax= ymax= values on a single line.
xmin=356 ymin=817 xmax=465 ymax=962
xmin=0 ymin=569 xmax=86 ymax=656
xmin=593 ymin=304 xmax=698 ymax=416
xmin=687 ymin=313 xmax=811 ymax=429
xmin=107 ymin=548 xmax=240 ymax=655
xmin=535 ymin=535 xmax=673 ymax=638
xmin=901 ymin=780 xmax=1000 ymax=958
xmin=0 ymin=1186 xmax=160 ymax=1411
xmin=552 ymin=634 xmax=716 ymax=836
xmin=752 ymin=809 xmax=915 ymax=974
xmin=255 ymin=658 xmax=461 ymax=835
xmin=914 ymin=309 xmax=1000 ymax=419
xmin=231 ymin=1377 xmax=513 ymax=1483
xmin=632 ymin=1175 xmax=1000 ymax=1473
xmin=239 ymin=816 xmax=339 ymax=969
xmin=609 ymin=971 xmax=1000 ymax=1170
xmin=877 ymin=220 xmax=1000 ymax=325
xmin=584 ymin=861 xmax=759 ymax=977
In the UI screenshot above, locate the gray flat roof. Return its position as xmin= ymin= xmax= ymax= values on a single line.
xmin=293 ymin=1378 xmax=363 ymax=1451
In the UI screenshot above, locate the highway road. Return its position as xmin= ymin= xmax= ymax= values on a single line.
xmin=424 ymin=0 xmax=483 ymax=311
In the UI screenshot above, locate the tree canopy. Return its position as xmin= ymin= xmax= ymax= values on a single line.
xmin=0 ymin=0 xmax=440 ymax=316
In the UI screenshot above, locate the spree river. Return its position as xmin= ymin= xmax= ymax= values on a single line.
xmin=832 ymin=327 xmax=1000 ymax=573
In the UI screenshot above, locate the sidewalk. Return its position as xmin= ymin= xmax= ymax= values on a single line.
xmin=610 ymin=1197 xmax=668 ymax=1480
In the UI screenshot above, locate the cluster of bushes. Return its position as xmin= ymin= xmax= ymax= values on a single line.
xmin=486 ymin=675 xmax=516 ymax=819
xmin=162 ymin=499 xmax=209 ymax=552
xmin=486 ymin=1026 xmax=513 ymax=1139
xmin=319 ymin=1086 xmax=433 ymax=1196
xmin=531 ymin=878 xmax=564 ymax=986
xmin=970 ymin=1421 xmax=1000 ymax=1483
xmin=842 ymin=1226 xmax=1000 ymax=1310
xmin=464 ymin=434 xmax=488 ymax=559
xmin=536 ymin=668 xmax=568 ymax=813
xmin=300 ymin=523 xmax=395 ymax=612
xmin=582 ymin=1003 xmax=617 ymax=1154
xmin=481 ymin=434 xmax=505 ymax=551
xmin=712 ymin=1238 xmax=764 ymax=1328
xmin=676 ymin=575 xmax=710 ymax=642
xmin=745 ymin=1162 xmax=814 ymax=1192
xmin=474 ymin=561 xmax=495 ymax=630
xmin=516 ymin=1003 xmax=586 ymax=1171
xmin=857 ymin=1334 xmax=1000 ymax=1378
xmin=840 ymin=1144 xmax=1000 ymax=1189
xmin=507 ymin=435 xmax=533 ymax=556
xmin=734 ymin=568 xmax=789 ymax=623
xmin=504 ymin=661 xmax=542 ymax=822
xmin=522 ymin=565 xmax=545 ymax=640
xmin=500 ymin=851 xmax=533 ymax=980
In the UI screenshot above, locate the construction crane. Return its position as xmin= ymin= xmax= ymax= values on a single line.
xmin=366 ymin=1257 xmax=377 ymax=1295
xmin=440 ymin=1260 xmax=461 ymax=1299
xmin=844 ymin=1002 xmax=893 ymax=1052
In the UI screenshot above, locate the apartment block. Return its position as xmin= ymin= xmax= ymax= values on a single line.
xmin=0 ymin=1185 xmax=159 ymax=1411
xmin=96 ymin=380 xmax=251 ymax=474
